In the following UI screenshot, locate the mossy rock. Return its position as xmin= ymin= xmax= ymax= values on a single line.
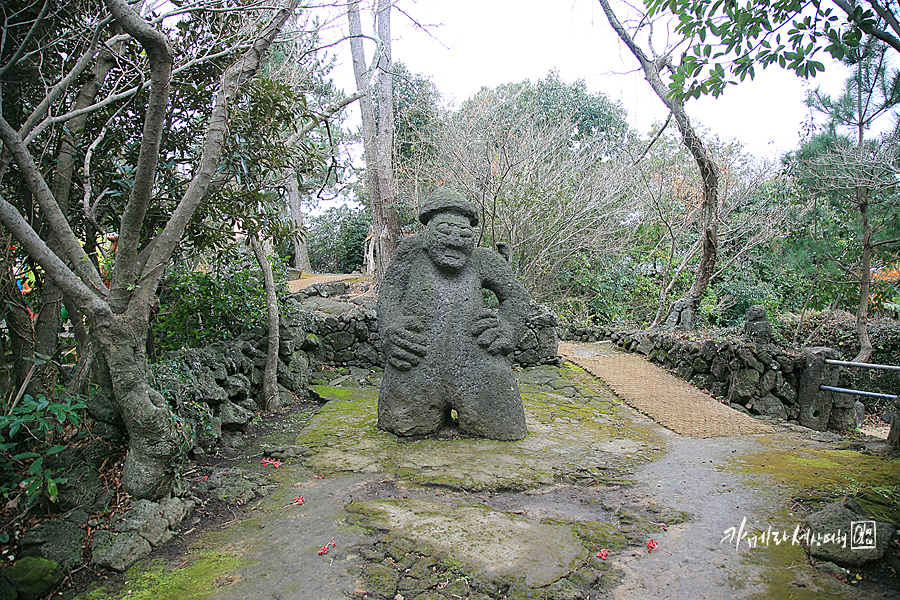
xmin=350 ymin=498 xmax=587 ymax=588
xmin=3 ymin=557 xmax=63 ymax=600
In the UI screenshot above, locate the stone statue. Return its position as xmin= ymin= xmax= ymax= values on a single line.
xmin=664 ymin=297 xmax=694 ymax=329
xmin=377 ymin=189 xmax=530 ymax=440
xmin=743 ymin=304 xmax=773 ymax=345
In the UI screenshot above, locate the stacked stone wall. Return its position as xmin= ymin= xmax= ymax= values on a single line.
xmin=145 ymin=301 xmax=317 ymax=451
xmin=610 ymin=329 xmax=805 ymax=421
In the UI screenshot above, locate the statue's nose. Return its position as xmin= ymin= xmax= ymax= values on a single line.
xmin=447 ymin=233 xmax=466 ymax=247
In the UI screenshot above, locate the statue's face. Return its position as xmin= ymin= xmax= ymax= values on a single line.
xmin=425 ymin=212 xmax=475 ymax=272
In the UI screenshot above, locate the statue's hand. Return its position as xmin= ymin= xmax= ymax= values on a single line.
xmin=471 ymin=308 xmax=511 ymax=355
xmin=386 ymin=316 xmax=427 ymax=371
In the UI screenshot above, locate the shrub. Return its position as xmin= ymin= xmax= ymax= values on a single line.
xmin=154 ymin=247 xmax=286 ymax=353
xmin=551 ymin=254 xmax=666 ymax=326
xmin=306 ymin=206 xmax=369 ymax=273
xmin=0 ymin=390 xmax=86 ymax=510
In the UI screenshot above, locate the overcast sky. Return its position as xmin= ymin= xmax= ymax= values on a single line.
xmin=325 ymin=0 xmax=856 ymax=161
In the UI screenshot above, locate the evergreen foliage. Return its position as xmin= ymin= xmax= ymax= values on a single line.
xmin=306 ymin=206 xmax=370 ymax=274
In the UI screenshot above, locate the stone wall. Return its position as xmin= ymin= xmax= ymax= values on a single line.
xmin=611 ymin=329 xmax=806 ymax=421
xmin=140 ymin=303 xmax=318 ymax=452
xmin=559 ymin=324 xmax=857 ymax=431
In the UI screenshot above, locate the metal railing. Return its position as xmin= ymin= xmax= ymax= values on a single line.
xmin=824 ymin=359 xmax=900 ymax=372
xmin=821 ymin=359 xmax=899 ymax=402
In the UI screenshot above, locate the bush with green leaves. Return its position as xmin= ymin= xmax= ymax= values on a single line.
xmin=154 ymin=247 xmax=287 ymax=353
xmin=307 ymin=205 xmax=370 ymax=274
xmin=703 ymin=266 xmax=780 ymax=327
xmin=551 ymin=254 xmax=666 ymax=326
xmin=0 ymin=391 xmax=86 ymax=510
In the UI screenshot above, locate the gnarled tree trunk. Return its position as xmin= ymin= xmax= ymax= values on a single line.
xmin=599 ymin=0 xmax=719 ymax=330
xmin=33 ymin=44 xmax=118 ymax=391
xmin=0 ymin=0 xmax=300 ymax=499
xmin=95 ymin=312 xmax=179 ymax=498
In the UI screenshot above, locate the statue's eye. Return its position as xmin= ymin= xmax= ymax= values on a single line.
xmin=435 ymin=221 xmax=473 ymax=237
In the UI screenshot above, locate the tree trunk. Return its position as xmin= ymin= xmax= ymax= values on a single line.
xmin=95 ymin=314 xmax=179 ymax=499
xmin=0 ymin=0 xmax=300 ymax=498
xmin=365 ymin=228 xmax=375 ymax=275
xmin=854 ymin=195 xmax=874 ymax=363
xmin=249 ymin=233 xmax=281 ymax=412
xmin=888 ymin=413 xmax=900 ymax=448
xmin=285 ymin=173 xmax=311 ymax=272
xmin=599 ymin=0 xmax=719 ymax=330
xmin=33 ymin=46 xmax=118 ymax=389
xmin=373 ymin=0 xmax=399 ymax=276
xmin=65 ymin=343 xmax=93 ymax=395
xmin=2 ymin=276 xmax=34 ymax=396
xmin=347 ymin=0 xmax=399 ymax=285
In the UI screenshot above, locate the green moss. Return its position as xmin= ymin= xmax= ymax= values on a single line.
xmin=549 ymin=519 xmax=627 ymax=551
xmin=295 ymin=366 xmax=665 ymax=492
xmin=746 ymin=537 xmax=852 ymax=600
xmin=722 ymin=437 xmax=900 ymax=598
xmin=562 ymin=363 xmax=587 ymax=375
xmin=360 ymin=560 xmax=401 ymax=594
xmin=308 ymin=384 xmax=356 ymax=402
xmin=855 ymin=489 xmax=900 ymax=525
xmin=73 ymin=553 xmax=243 ymax=600
xmin=727 ymin=438 xmax=900 ymax=493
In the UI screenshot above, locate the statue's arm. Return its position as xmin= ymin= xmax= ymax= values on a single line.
xmin=472 ymin=248 xmax=530 ymax=355
xmin=377 ymin=236 xmax=427 ymax=370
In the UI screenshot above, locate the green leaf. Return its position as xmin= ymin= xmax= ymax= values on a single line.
xmin=12 ymin=452 xmax=40 ymax=461
xmin=28 ymin=456 xmax=43 ymax=476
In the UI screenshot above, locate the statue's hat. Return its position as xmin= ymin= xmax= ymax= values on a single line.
xmin=419 ymin=188 xmax=478 ymax=227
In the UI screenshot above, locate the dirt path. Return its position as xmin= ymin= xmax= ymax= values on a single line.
xmin=560 ymin=342 xmax=773 ymax=438
xmin=288 ymin=274 xmax=369 ymax=293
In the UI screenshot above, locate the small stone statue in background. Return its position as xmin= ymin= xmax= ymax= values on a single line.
xmin=664 ymin=297 xmax=694 ymax=329
xmin=743 ymin=304 xmax=773 ymax=345
xmin=377 ymin=189 xmax=530 ymax=440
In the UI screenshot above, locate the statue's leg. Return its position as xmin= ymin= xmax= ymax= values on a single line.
xmin=378 ymin=364 xmax=447 ymax=436
xmin=453 ymin=355 xmax=527 ymax=441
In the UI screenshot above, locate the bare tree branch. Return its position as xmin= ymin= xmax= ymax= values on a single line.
xmin=0 ymin=115 xmax=108 ymax=296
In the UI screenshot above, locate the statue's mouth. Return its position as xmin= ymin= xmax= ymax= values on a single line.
xmin=439 ymin=252 xmax=466 ymax=266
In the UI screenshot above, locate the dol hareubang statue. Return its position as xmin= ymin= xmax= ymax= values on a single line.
xmin=377 ymin=189 xmax=529 ymax=440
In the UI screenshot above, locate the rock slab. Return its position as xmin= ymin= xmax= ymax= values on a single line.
xmin=804 ymin=499 xmax=896 ymax=567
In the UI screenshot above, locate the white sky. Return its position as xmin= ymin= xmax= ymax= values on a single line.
xmin=324 ymin=0 xmax=858 ymax=161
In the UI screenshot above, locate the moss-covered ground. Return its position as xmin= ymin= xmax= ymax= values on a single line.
xmin=298 ymin=364 xmax=664 ymax=492
xmin=70 ymin=359 xmax=899 ymax=600
xmin=715 ymin=433 xmax=900 ymax=600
